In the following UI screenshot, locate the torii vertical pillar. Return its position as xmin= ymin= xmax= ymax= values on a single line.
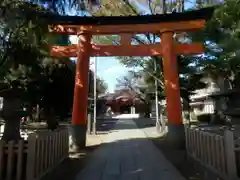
xmin=71 ymin=32 xmax=91 ymax=150
xmin=161 ymin=31 xmax=184 ymax=148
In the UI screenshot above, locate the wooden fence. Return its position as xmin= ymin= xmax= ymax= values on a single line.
xmin=0 ymin=125 xmax=29 ymax=140
xmin=185 ymin=127 xmax=239 ymax=180
xmin=0 ymin=128 xmax=69 ymax=180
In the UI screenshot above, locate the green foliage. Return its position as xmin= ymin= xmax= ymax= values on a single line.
xmin=0 ymin=1 xmax=51 ymax=76
xmin=91 ymin=0 xmax=211 ymax=107
xmin=28 ymin=0 xmax=99 ymax=14
xmin=191 ymin=0 xmax=240 ymax=87
xmin=0 ymin=1 xmax=76 ymax=121
xmin=96 ymin=76 xmax=108 ymax=94
xmin=91 ymin=0 xmax=240 ymax=111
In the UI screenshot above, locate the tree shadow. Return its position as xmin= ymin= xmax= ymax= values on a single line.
xmin=95 ymin=117 xmax=156 ymax=133
xmin=96 ymin=118 xmax=119 ymax=133
xmin=131 ymin=118 xmax=203 ymax=180
xmin=42 ymin=116 xmax=203 ymax=180
xmin=75 ymin=135 xmax=198 ymax=180
xmin=41 ymin=144 xmax=101 ymax=180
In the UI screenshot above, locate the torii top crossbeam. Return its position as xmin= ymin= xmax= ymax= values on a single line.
xmin=47 ymin=7 xmax=215 ymax=148
xmin=49 ymin=7 xmax=214 ymax=58
xmin=47 ymin=7 xmax=214 ymax=34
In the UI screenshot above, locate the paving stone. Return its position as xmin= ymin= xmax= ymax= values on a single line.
xmin=75 ymin=117 xmax=186 ymax=180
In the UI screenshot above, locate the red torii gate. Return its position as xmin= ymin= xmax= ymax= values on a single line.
xmin=49 ymin=7 xmax=214 ymax=149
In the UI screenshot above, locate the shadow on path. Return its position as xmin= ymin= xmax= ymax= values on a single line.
xmin=76 ymin=135 xmax=186 ymax=180
xmin=40 ymin=145 xmax=100 ymax=180
xmin=132 ymin=118 xmax=203 ymax=180
xmin=42 ymin=117 xmax=201 ymax=180
xmin=96 ymin=117 xmax=156 ymax=133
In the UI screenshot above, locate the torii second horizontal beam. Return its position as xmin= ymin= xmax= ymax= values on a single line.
xmin=51 ymin=43 xmax=204 ymax=57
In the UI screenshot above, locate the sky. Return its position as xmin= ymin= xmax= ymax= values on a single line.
xmin=69 ymin=37 xmax=134 ymax=93
xmin=69 ymin=0 xmax=196 ymax=93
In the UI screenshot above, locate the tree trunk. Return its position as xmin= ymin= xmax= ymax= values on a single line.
xmin=161 ymin=0 xmax=166 ymax=13
xmin=1 ymin=118 xmax=21 ymax=141
xmin=1 ymin=98 xmax=22 ymax=142
xmin=36 ymin=104 xmax=40 ymax=121
xmin=45 ymin=107 xmax=59 ymax=131
xmin=144 ymin=102 xmax=151 ymax=117
xmin=196 ymin=0 xmax=203 ymax=8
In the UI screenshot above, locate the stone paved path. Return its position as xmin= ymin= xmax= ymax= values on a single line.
xmin=75 ymin=117 xmax=186 ymax=180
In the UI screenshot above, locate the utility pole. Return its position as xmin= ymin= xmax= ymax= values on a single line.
xmin=154 ymin=59 xmax=160 ymax=131
xmin=92 ymin=56 xmax=97 ymax=135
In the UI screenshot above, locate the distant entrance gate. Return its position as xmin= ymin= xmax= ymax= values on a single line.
xmin=49 ymin=7 xmax=214 ymax=148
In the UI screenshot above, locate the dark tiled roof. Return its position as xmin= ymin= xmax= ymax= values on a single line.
xmin=103 ymin=89 xmax=139 ymax=101
xmin=208 ymin=89 xmax=240 ymax=98
xmin=43 ymin=7 xmax=215 ymax=25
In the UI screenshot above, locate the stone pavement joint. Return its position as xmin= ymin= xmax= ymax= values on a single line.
xmin=75 ymin=118 xmax=186 ymax=180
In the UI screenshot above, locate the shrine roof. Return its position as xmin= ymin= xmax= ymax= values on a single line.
xmin=44 ymin=6 xmax=215 ymax=26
